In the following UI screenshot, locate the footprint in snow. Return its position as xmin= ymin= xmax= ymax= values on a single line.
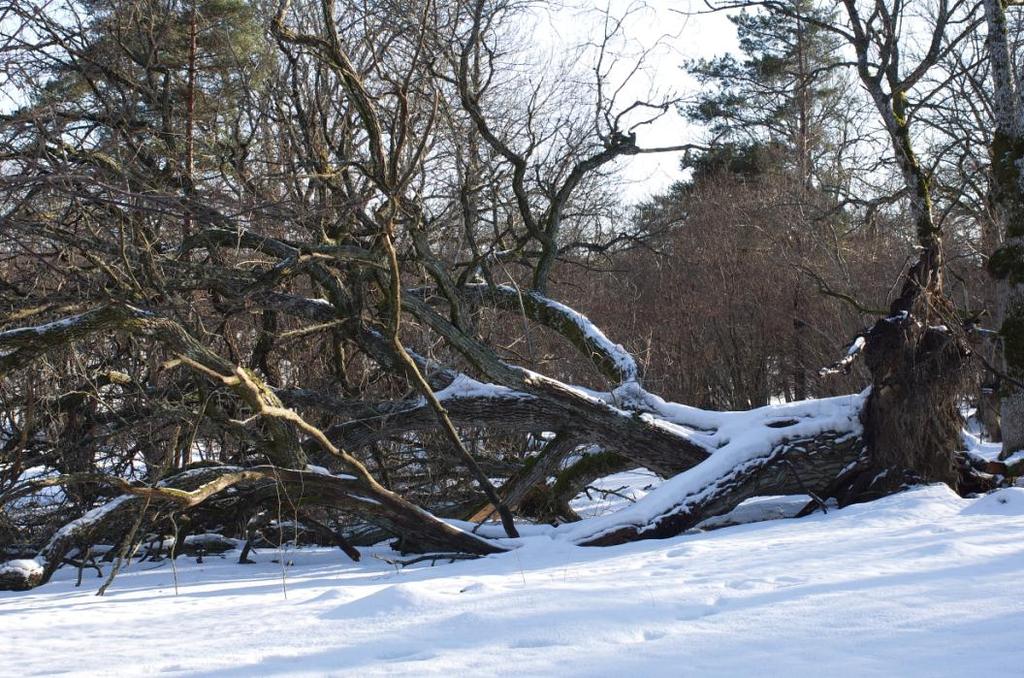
xmin=510 ymin=638 xmax=562 ymax=649
xmin=726 ymin=579 xmax=767 ymax=590
xmin=377 ymin=648 xmax=436 ymax=662
xmin=675 ymin=602 xmax=718 ymax=620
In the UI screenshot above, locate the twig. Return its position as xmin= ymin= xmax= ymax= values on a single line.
xmin=97 ymin=495 xmax=151 ymax=596
xmin=168 ymin=513 xmax=180 ymax=596
xmin=783 ymin=459 xmax=828 ymax=515
xmin=373 ymin=552 xmax=480 ymax=568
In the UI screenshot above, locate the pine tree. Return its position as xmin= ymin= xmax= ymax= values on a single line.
xmin=27 ymin=0 xmax=268 ymax=239
xmin=681 ymin=0 xmax=853 ymax=401
xmin=685 ymin=0 xmax=847 ymax=189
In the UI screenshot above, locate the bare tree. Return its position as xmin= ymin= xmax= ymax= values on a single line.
xmin=0 ymin=0 xmax=1001 ymax=592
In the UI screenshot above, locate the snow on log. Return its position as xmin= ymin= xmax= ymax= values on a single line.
xmin=0 ymin=558 xmax=44 ymax=591
xmin=460 ymin=284 xmax=639 ymax=384
xmin=519 ymin=369 xmax=712 ymax=475
xmin=559 ymin=393 xmax=867 ymax=546
xmin=293 ymin=371 xmax=713 ymax=477
xmin=819 ymin=335 xmax=867 ymax=376
xmin=0 ymin=305 xmax=148 ymax=373
xmin=433 ymin=373 xmax=522 ymax=400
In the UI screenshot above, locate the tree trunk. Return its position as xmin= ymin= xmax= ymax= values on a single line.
xmin=982 ymin=0 xmax=1024 ymax=459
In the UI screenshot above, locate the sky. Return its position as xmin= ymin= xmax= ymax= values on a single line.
xmin=541 ymin=1 xmax=741 ymax=203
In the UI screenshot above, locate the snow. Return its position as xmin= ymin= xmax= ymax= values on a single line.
xmin=960 ymin=487 xmax=1024 ymax=516
xmin=962 ymin=428 xmax=1004 ymax=462
xmin=697 ymin=494 xmax=813 ymax=528
xmin=433 ymin=374 xmax=521 ymax=401
xmin=0 ymin=559 xmax=42 ymax=578
xmin=565 ymin=467 xmax=809 ymax=528
xmin=569 ymin=468 xmax=660 ymax=518
xmin=44 ymin=494 xmax=134 ymax=546
xmin=2 ymin=484 xmax=1022 ymax=676
xmin=616 ymin=382 xmax=724 ymax=431
xmin=305 ymin=464 xmax=356 ymax=481
xmin=0 ymin=313 xmax=87 ymax=339
xmin=848 ymin=335 xmax=866 ymax=354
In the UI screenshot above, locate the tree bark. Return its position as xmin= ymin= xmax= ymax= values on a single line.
xmin=983 ymin=0 xmax=1024 ymax=458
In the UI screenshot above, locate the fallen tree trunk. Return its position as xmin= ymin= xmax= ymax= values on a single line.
xmin=467 ymin=433 xmax=581 ymax=522
xmin=1 ymin=389 xmax=870 ymax=590
xmin=571 ymin=430 xmax=863 ymax=547
xmin=0 ymin=463 xmax=503 ymax=590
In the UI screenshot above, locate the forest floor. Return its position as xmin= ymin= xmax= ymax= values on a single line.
xmin=3 ymin=473 xmax=1023 ymax=677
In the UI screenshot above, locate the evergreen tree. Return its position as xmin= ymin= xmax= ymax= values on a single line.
xmin=17 ymin=0 xmax=268 ymax=239
xmin=685 ymin=0 xmax=848 ymax=189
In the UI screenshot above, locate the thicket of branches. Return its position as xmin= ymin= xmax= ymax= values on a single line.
xmin=0 ymin=0 xmax=1021 ymax=591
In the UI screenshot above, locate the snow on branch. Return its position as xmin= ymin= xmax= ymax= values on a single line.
xmin=819 ymin=335 xmax=867 ymax=377
xmin=0 ymin=558 xmax=44 ymax=591
xmin=461 ymin=284 xmax=640 ymax=385
xmin=0 ymin=305 xmax=155 ymax=373
xmin=433 ymin=373 xmax=524 ymax=401
xmin=0 ymin=305 xmax=144 ymax=350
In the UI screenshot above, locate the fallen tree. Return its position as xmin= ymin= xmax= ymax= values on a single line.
xmin=0 ymin=255 xmax=997 ymax=591
xmin=0 ymin=0 xmax=999 ymax=592
xmin=0 ymin=288 xmax=870 ymax=590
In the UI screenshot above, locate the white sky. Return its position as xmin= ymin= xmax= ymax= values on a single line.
xmin=543 ymin=1 xmax=741 ymax=203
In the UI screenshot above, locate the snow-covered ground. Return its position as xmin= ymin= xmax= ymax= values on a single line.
xmin=2 ymin=484 xmax=1023 ymax=677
